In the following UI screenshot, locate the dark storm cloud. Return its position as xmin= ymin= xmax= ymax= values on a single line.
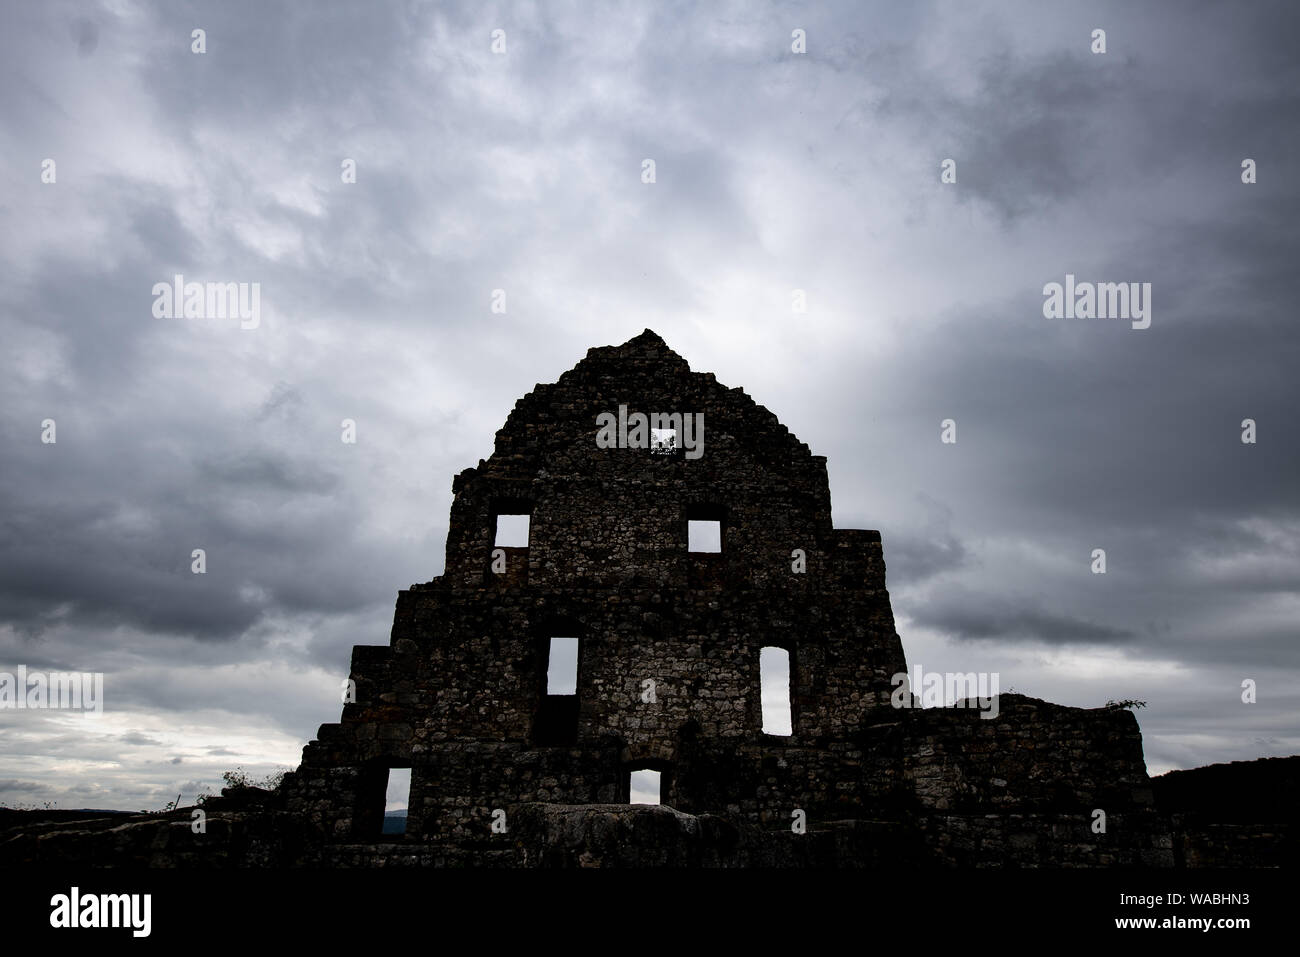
xmin=0 ymin=386 xmax=392 ymax=644
xmin=0 ymin=780 xmax=43 ymax=794
xmin=0 ymin=0 xmax=1296 ymax=807
xmin=254 ymin=382 xmax=302 ymax=422
xmin=120 ymin=732 xmax=162 ymax=746
xmin=882 ymin=494 xmax=969 ymax=584
xmin=868 ymin=48 xmax=1135 ymax=222
xmin=72 ymin=17 xmax=99 ymax=58
xmin=951 ymin=54 xmax=1130 ymax=221
xmin=886 ymin=528 xmax=968 ymax=585
xmin=199 ymin=452 xmax=340 ymax=496
xmin=913 ymin=590 xmax=1135 ymax=645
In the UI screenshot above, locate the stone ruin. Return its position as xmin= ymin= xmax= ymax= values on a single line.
xmin=272 ymin=329 xmax=1172 ymax=865
xmin=4 ymin=330 xmax=1292 ymax=867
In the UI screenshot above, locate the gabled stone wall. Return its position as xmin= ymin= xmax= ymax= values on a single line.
xmin=1 ymin=332 xmax=1286 ymax=868
xmin=270 ymin=331 xmax=1173 ymax=864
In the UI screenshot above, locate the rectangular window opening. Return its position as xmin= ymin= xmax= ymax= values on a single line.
xmin=760 ymin=647 xmax=792 ymax=736
xmin=629 ymin=769 xmax=661 ymax=805
xmin=546 ymin=637 xmax=579 ymax=695
xmin=494 ymin=513 xmax=530 ymax=548
xmin=650 ymin=428 xmax=677 ymax=455
xmin=688 ymin=519 xmax=722 ymax=553
xmin=383 ymin=767 xmax=411 ymax=836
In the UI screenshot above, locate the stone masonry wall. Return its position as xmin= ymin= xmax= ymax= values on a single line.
xmin=0 ymin=331 xmax=1280 ymax=868
xmin=281 ymin=330 xmax=912 ymax=844
xmin=270 ymin=331 xmax=1171 ymax=865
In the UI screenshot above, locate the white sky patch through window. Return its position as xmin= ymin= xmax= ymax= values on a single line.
xmin=547 ymin=637 xmax=579 ymax=695
xmin=629 ymin=769 xmax=661 ymax=805
xmin=495 ymin=513 xmax=530 ymax=547
xmin=688 ymin=519 xmax=721 ymax=552
xmin=760 ymin=647 xmax=792 ymax=735
xmin=385 ymin=767 xmax=411 ymax=813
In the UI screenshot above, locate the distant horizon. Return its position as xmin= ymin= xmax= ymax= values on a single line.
xmin=9 ymin=743 xmax=1299 ymax=816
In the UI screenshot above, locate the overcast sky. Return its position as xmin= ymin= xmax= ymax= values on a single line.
xmin=2 ymin=0 xmax=1297 ymax=811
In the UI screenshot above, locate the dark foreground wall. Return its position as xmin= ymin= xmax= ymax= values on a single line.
xmin=274 ymin=694 xmax=1170 ymax=860
xmin=4 ymin=743 xmax=1293 ymax=868
xmin=1152 ymin=756 xmax=1300 ymax=867
xmin=0 ymin=798 xmax=1260 ymax=869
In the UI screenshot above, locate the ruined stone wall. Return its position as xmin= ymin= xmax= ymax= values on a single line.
xmin=0 ymin=331 xmax=1284 ymax=868
xmin=282 ymin=331 xmax=909 ymax=843
xmin=1154 ymin=756 xmax=1300 ymax=867
xmin=902 ymin=697 xmax=1154 ymax=813
xmin=897 ymin=697 xmax=1173 ymax=866
xmin=273 ymin=331 xmax=1172 ymax=864
xmin=19 ymin=748 xmax=1297 ymax=867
